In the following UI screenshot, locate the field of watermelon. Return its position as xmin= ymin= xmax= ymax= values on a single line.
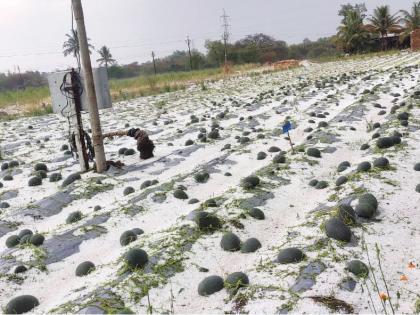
xmin=0 ymin=51 xmax=419 ymax=314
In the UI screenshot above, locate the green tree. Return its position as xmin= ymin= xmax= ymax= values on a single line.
xmin=97 ymin=46 xmax=116 ymax=69
xmin=366 ymin=5 xmax=401 ymax=50
xmin=63 ymin=29 xmax=94 ymax=59
xmin=338 ymin=3 xmax=367 ymax=22
xmin=336 ymin=9 xmax=370 ymax=53
xmin=399 ymin=2 xmax=420 ymax=41
xmin=205 ymin=40 xmax=225 ymax=66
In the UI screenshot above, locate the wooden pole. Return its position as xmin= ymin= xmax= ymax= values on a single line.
xmin=72 ymin=0 xmax=107 ymax=173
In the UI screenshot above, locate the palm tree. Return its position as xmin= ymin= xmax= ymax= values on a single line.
xmin=366 ymin=5 xmax=401 ymax=50
xmin=96 ymin=46 xmax=116 ymax=69
xmin=336 ymin=10 xmax=370 ymax=53
xmin=399 ymin=2 xmax=420 ymax=41
xmin=63 ymin=29 xmax=94 ymax=59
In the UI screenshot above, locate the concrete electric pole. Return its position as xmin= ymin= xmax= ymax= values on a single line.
xmin=71 ymin=0 xmax=107 ymax=173
xmin=186 ymin=36 xmax=193 ymax=71
xmin=151 ymin=51 xmax=157 ymax=75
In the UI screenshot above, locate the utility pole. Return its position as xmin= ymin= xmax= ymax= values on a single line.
xmin=72 ymin=0 xmax=107 ymax=173
xmin=151 ymin=51 xmax=157 ymax=75
xmin=221 ymin=9 xmax=230 ymax=72
xmin=186 ymin=36 xmax=193 ymax=71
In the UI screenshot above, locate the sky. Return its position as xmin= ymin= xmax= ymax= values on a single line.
xmin=0 ymin=0 xmax=414 ymax=73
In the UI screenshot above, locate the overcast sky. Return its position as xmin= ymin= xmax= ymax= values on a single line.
xmin=0 ymin=0 xmax=414 ymax=73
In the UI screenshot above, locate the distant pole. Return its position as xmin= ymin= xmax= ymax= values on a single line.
xmin=151 ymin=51 xmax=157 ymax=75
xmin=72 ymin=0 xmax=107 ymax=173
xmin=186 ymin=36 xmax=193 ymax=71
xmin=221 ymin=9 xmax=230 ymax=71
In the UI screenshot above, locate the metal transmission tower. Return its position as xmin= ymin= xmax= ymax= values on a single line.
xmin=186 ymin=36 xmax=193 ymax=71
xmin=220 ymin=9 xmax=230 ymax=72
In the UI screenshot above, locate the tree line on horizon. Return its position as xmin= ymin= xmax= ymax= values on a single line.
xmin=0 ymin=1 xmax=418 ymax=92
